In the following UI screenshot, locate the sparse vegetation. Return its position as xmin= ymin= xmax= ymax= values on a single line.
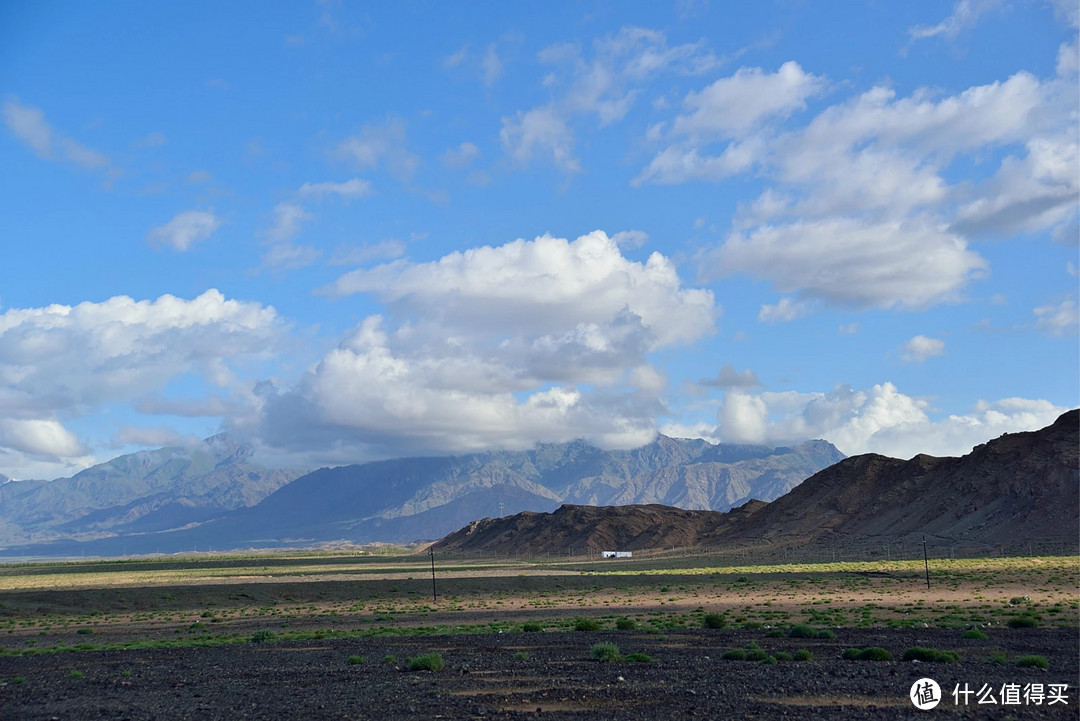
xmin=793 ymin=649 xmax=813 ymax=661
xmin=383 ymin=655 xmax=397 ymax=665
xmin=625 ymin=652 xmax=655 ymax=663
xmin=513 ymin=651 xmax=529 ymax=661
xmin=616 ymin=617 xmax=637 ymax=630
xmin=68 ymin=670 xmax=85 ymax=678
xmin=702 ymin=613 xmax=726 ymax=629
xmin=347 ymin=655 xmax=364 ymax=665
xmin=574 ymin=618 xmax=601 ymax=632
xmin=521 ymin=622 xmax=542 ymax=633
xmin=961 ymin=629 xmax=988 ymax=640
xmin=1006 ymin=615 xmax=1039 ymax=628
xmin=721 ymin=649 xmax=747 ymax=660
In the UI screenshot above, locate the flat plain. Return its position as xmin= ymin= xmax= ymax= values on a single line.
xmin=0 ymin=551 xmax=1076 ymax=719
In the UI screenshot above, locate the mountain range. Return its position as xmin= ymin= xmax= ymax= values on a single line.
xmin=433 ymin=410 xmax=1079 ymax=556
xmin=0 ymin=434 xmax=844 ymax=557
xmin=0 ymin=435 xmax=302 ymax=548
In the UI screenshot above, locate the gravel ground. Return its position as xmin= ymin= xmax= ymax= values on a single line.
xmin=0 ymin=627 xmax=1076 ymax=720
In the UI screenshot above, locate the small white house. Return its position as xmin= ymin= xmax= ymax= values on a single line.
xmin=601 ymin=551 xmax=632 ymax=558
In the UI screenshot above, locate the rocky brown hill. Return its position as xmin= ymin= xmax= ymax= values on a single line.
xmin=432 ymin=410 xmax=1079 ymax=556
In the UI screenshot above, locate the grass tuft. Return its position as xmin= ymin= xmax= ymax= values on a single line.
xmin=902 ymin=647 xmax=959 ymax=663
xmin=590 ymin=642 xmax=622 ymax=663
xmin=625 ymin=652 xmax=655 ymax=663
xmin=574 ymin=618 xmax=601 ymax=632
xmin=616 ymin=617 xmax=637 ymax=631
xmin=347 ymin=655 xmax=364 ymax=665
xmin=842 ymin=646 xmax=893 ymax=661
xmin=406 ymin=653 xmax=444 ymax=672
xmin=961 ymin=629 xmax=988 ymax=640
xmin=1015 ymin=654 xmax=1048 ymax=669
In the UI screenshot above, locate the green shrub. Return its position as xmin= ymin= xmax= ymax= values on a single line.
xmin=347 ymin=655 xmax=364 ymax=665
xmin=744 ymin=640 xmax=760 ymax=650
xmin=746 ymin=649 xmax=768 ymax=662
xmin=68 ymin=670 xmax=85 ymax=679
xmin=1006 ymin=616 xmax=1038 ymax=628
xmin=765 ymin=628 xmax=784 ymax=638
xmin=10 ymin=677 xmax=25 ymax=684
xmin=1009 ymin=595 xmax=1031 ymax=605
xmin=961 ymin=629 xmax=988 ymax=640
xmin=625 ymin=652 xmax=655 ymax=663
xmin=843 ymin=647 xmax=892 ymax=661
xmin=513 ymin=651 xmax=529 ymax=661
xmin=721 ymin=649 xmax=747 ymax=660
xmin=990 ymin=651 xmax=1007 ymax=665
xmin=1015 ymin=655 xmax=1048 ymax=669
xmin=250 ymin=629 xmax=276 ymax=644
xmin=575 ymin=618 xmax=601 ymax=632
xmin=761 ymin=655 xmax=777 ymax=664
xmin=774 ymin=652 xmax=792 ymax=662
xmin=521 ymin=622 xmax=542 ymax=633
xmin=383 ymin=654 xmax=397 ymax=665
xmin=616 ymin=618 xmax=637 ymax=631
xmin=702 ymin=613 xmax=726 ymax=629
xmin=789 ymin=624 xmax=832 ymax=639
xmin=793 ymin=649 xmax=813 ymax=662
xmin=76 ymin=628 xmax=93 ymax=635
xmin=903 ymin=647 xmax=959 ymax=663
xmin=591 ymin=642 xmax=622 ymax=663
xmin=406 ymin=653 xmax=444 ymax=672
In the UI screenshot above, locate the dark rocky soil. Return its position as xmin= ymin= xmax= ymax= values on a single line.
xmin=1 ymin=627 xmax=1075 ymax=720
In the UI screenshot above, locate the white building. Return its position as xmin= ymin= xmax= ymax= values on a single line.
xmin=601 ymin=551 xmax=632 ymax=558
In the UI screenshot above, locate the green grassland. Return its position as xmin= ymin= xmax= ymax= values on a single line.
xmin=0 ymin=552 xmax=1074 ymax=657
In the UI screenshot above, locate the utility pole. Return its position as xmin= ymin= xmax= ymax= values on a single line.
xmin=922 ymin=535 xmax=930 ymax=590
xmin=429 ymin=547 xmax=437 ymax=603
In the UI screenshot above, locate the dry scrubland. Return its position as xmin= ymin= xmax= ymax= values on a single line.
xmin=0 ymin=551 xmax=1076 ymax=719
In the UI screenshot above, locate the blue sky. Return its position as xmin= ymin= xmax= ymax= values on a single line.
xmin=1 ymin=0 xmax=1076 ymax=480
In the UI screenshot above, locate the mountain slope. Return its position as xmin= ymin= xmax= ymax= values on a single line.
xmin=431 ymin=410 xmax=1079 ymax=556
xmin=718 ymin=409 xmax=1079 ymax=547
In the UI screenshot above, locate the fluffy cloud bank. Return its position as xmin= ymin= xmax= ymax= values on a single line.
xmin=663 ymin=382 xmax=1070 ymax=459
xmin=0 ymin=290 xmax=281 ymax=475
xmin=257 ymin=231 xmax=715 ymax=463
